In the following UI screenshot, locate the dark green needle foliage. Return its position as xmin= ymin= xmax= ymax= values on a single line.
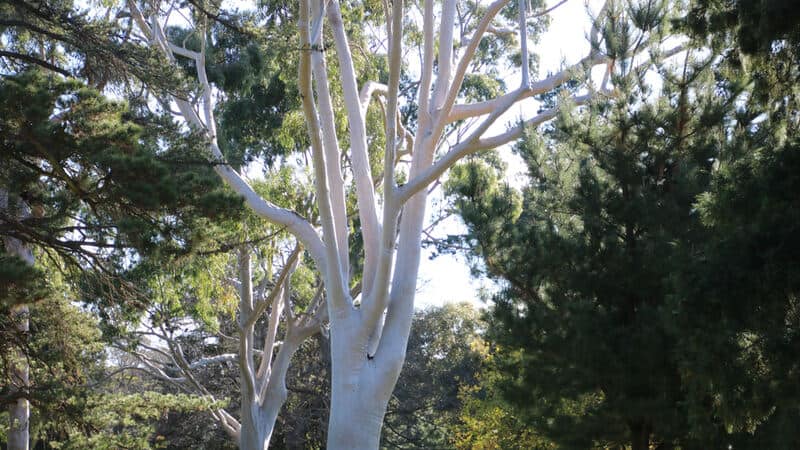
xmin=0 ymin=0 xmax=179 ymax=89
xmin=447 ymin=50 xmax=748 ymax=448
xmin=0 ymin=71 xmax=243 ymax=313
xmin=673 ymin=23 xmax=800 ymax=449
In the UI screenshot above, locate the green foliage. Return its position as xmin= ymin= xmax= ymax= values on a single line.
xmin=0 ymin=0 xmax=179 ymax=88
xmin=684 ymin=0 xmax=800 ymax=54
xmin=675 ymin=115 xmax=800 ymax=450
xmin=41 ymin=392 xmax=223 ymax=450
xmin=381 ymin=303 xmax=486 ymax=449
xmin=0 ymin=288 xmax=219 ymax=448
xmin=1 ymin=70 xmax=243 ymax=254
xmin=0 ymin=253 xmax=48 ymax=308
xmin=453 ymin=344 xmax=554 ymax=450
xmin=447 ymin=44 xmax=760 ymax=447
xmin=204 ymin=14 xmax=302 ymax=168
xmin=0 ymin=71 xmax=244 ymax=321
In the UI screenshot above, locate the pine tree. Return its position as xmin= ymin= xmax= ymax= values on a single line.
xmin=448 ymin=47 xmax=743 ymax=448
xmin=450 ymin=4 xmax=800 ymax=447
xmin=0 ymin=64 xmax=240 ymax=450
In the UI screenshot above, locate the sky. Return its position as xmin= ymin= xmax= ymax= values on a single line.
xmin=414 ymin=0 xmax=603 ymax=308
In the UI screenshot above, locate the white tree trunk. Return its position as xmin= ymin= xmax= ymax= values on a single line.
xmin=2 ymin=190 xmax=31 ymax=450
xmin=327 ymin=379 xmax=388 ymax=450
xmin=239 ymin=395 xmax=286 ymax=450
xmin=238 ymin=333 xmax=306 ymax=450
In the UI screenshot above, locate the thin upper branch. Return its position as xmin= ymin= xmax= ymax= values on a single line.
xmin=328 ymin=0 xmax=381 ymax=288
xmin=126 ymin=0 xmax=328 ymax=271
xmin=237 ymin=246 xmax=257 ymax=403
xmin=432 ymin=0 xmax=457 ymax=112
xmin=0 ymin=50 xmax=72 ymax=77
xmin=433 ymin=0 xmax=512 ymax=135
xmin=398 ymin=42 xmax=686 ymax=199
xmin=447 ymin=53 xmax=607 ymax=122
xmin=361 ymin=0 xmax=405 ymax=344
xmin=298 ymin=0 xmax=350 ymax=313
xmin=310 ymin=0 xmax=350 ymax=280
xmin=472 ymin=93 xmax=592 ymax=151
xmin=417 ymin=0 xmax=436 ymax=130
xmin=247 ymin=245 xmax=302 ymax=330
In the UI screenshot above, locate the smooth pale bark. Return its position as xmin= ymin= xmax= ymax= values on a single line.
xmin=310 ymin=0 xmax=350 ymax=278
xmin=236 ymin=247 xmax=316 ymax=449
xmin=119 ymin=244 xmax=316 ymax=450
xmin=327 ymin=312 xmax=406 ymax=450
xmin=328 ymin=1 xmax=380 ymax=288
xmin=2 ymin=190 xmax=31 ymax=450
xmin=327 ymin=369 xmax=393 ymax=449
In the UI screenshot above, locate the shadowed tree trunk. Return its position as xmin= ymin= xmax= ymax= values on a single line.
xmin=2 ymin=190 xmax=31 ymax=450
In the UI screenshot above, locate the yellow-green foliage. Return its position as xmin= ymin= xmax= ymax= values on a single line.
xmin=452 ymin=346 xmax=554 ymax=450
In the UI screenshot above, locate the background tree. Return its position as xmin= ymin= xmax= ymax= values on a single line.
xmin=2 ymin=0 xmax=305 ymax=447
xmin=113 ymin=225 xmax=327 ymax=447
xmin=448 ymin=3 xmax=800 ymax=448
xmin=672 ymin=5 xmax=800 ymax=447
xmin=380 ymin=303 xmax=484 ymax=449
xmin=133 ymin=299 xmax=486 ymax=449
xmin=452 ymin=345 xmax=553 ymax=450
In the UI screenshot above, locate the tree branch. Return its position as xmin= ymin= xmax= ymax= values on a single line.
xmin=237 ymin=246 xmax=257 ymax=405
xmin=399 ymin=42 xmax=686 ymax=200
xmin=299 ymin=0 xmax=350 ymax=314
xmin=328 ymin=1 xmax=381 ymax=284
xmin=417 ymin=0 xmax=436 ymax=130
xmin=447 ymin=53 xmax=606 ymax=122
xmin=361 ymin=0 xmax=406 ymax=352
xmin=247 ymin=245 xmax=302 ymax=330
xmin=0 ymin=50 xmax=72 ymax=77
xmin=127 ymin=0 xmax=328 ymax=272
xmin=432 ymin=0 xmax=457 ymax=111
xmin=518 ymin=0 xmax=531 ymax=86
xmin=399 ymin=84 xmax=531 ymax=203
xmin=434 ymin=0 xmax=511 ymax=134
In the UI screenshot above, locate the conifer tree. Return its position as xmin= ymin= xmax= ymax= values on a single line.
xmin=674 ymin=7 xmax=800 ymax=447
xmin=119 ymin=0 xmax=680 ymax=444
xmin=448 ymin=49 xmax=741 ymax=449
xmin=449 ymin=4 xmax=800 ymax=448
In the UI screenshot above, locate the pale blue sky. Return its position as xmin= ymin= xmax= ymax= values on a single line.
xmin=414 ymin=0 xmax=602 ymax=308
